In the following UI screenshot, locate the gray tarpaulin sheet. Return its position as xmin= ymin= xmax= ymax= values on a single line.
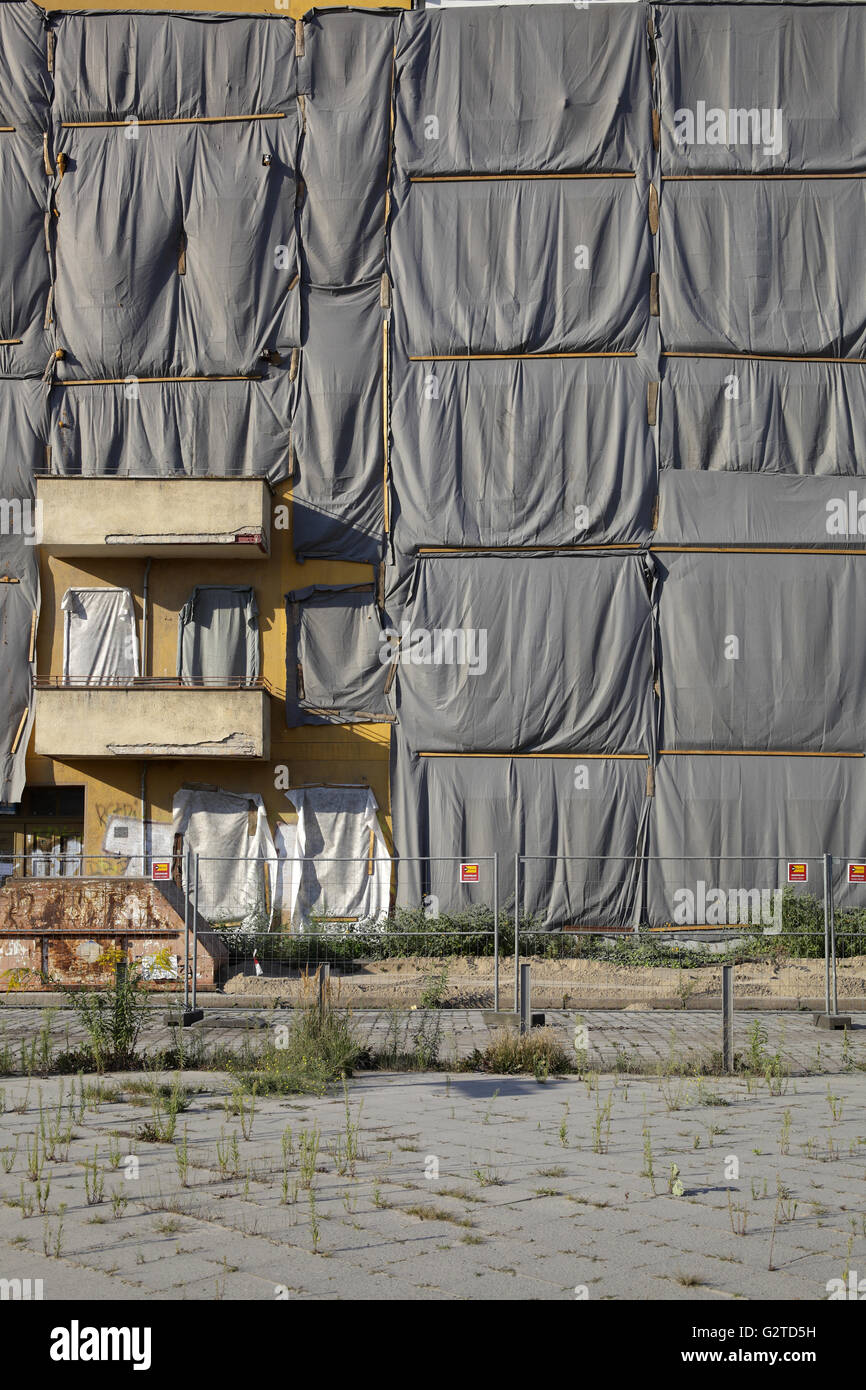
xmin=396 ymin=554 xmax=656 ymax=754
xmin=62 ymin=586 xmax=139 ymax=684
xmin=298 ymin=10 xmax=398 ymax=287
xmin=0 ymin=2 xmax=51 ymax=133
xmin=658 ymin=356 xmax=866 ymax=476
xmin=391 ymin=176 xmax=651 ymax=357
xmin=390 ymin=356 xmax=655 ymax=552
xmin=53 ymin=121 xmax=300 ymax=380
xmin=0 ymin=4 xmax=52 ymax=377
xmin=656 ymin=471 xmax=866 ymax=547
xmin=0 ymin=136 xmax=52 ymax=379
xmin=52 ymin=11 xmax=297 ymax=121
xmin=48 ymin=374 xmax=294 ymax=483
xmin=177 ymin=585 xmax=259 ymax=684
xmin=657 ymin=553 xmax=866 ymax=751
xmin=0 ymin=581 xmax=37 ymax=806
xmin=646 ymin=755 xmax=866 ymax=927
xmin=293 ymin=281 xmax=384 ymax=562
xmin=286 ymin=583 xmax=390 ymax=725
xmin=0 ymin=379 xmax=42 ymax=805
xmin=391 ymin=735 xmax=649 ymax=928
xmin=655 ymin=2 xmax=866 ymax=173
xmin=284 ymin=784 xmax=391 ymax=930
xmin=660 ymin=180 xmax=866 ymax=357
xmin=394 ymin=6 xmax=650 ymax=175
xmin=173 ymin=785 xmax=276 ymax=930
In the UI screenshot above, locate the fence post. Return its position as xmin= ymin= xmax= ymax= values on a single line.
xmin=493 ymin=852 xmax=499 ymax=1012
xmin=721 ymin=964 xmax=733 ymax=1074
xmin=183 ymin=845 xmax=191 ymax=1014
xmin=318 ymin=961 xmax=331 ymax=1017
xmin=823 ymin=852 xmax=832 ymax=1016
xmin=513 ymin=853 xmax=520 ymax=1013
xmin=191 ymin=852 xmax=200 ymax=1013
xmin=519 ymin=962 xmax=531 ymax=1035
xmin=829 ymin=859 xmax=839 ymax=1016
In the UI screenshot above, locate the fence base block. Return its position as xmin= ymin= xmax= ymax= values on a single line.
xmin=813 ymin=1013 xmax=852 ymax=1030
xmin=482 ymin=1010 xmax=519 ymax=1028
xmin=164 ymin=1008 xmax=204 ymax=1027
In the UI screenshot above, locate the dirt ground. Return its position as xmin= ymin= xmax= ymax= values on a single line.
xmin=223 ymin=953 xmax=866 ymax=1009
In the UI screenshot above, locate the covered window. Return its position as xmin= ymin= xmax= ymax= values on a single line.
xmin=61 ymin=587 xmax=139 ymax=685
xmin=286 ymin=583 xmax=390 ymax=724
xmin=177 ymin=586 xmax=259 ymax=685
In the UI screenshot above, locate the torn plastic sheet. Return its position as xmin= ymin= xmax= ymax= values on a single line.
xmin=298 ymin=10 xmax=399 ymax=287
xmin=48 ymin=373 xmax=294 ymax=483
xmin=396 ymin=553 xmax=657 ymax=755
xmin=660 ymin=179 xmax=866 ymax=357
xmin=61 ymin=586 xmax=139 ymax=684
xmin=658 ymin=356 xmax=866 ymax=477
xmin=390 ymin=175 xmax=651 ymax=358
xmin=177 ymin=586 xmax=259 ymax=685
xmin=391 ymin=735 xmax=649 ymax=928
xmin=172 ymin=785 xmax=276 ymax=930
xmin=283 ymin=785 xmax=391 ymax=931
xmin=292 ymin=282 xmax=384 ymax=563
xmin=646 ymin=754 xmax=866 ymax=927
xmin=390 ymin=355 xmax=656 ymax=551
xmin=655 ymin=2 xmax=866 ymax=174
xmin=53 ymin=120 xmax=300 ymax=381
xmin=657 ymin=552 xmax=866 ymax=751
xmin=394 ymin=6 xmax=651 ymax=176
xmin=286 ymin=583 xmax=390 ymax=726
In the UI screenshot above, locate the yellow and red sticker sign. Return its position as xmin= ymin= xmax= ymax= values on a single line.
xmin=787 ymin=862 xmax=808 ymax=884
xmin=151 ymin=860 xmax=171 ymax=881
xmin=848 ymin=862 xmax=866 ymax=884
xmin=460 ymin=863 xmax=480 ymax=883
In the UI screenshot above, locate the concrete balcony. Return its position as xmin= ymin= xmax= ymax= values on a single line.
xmin=34 ymin=681 xmax=270 ymax=759
xmin=36 ymin=477 xmax=270 ymax=558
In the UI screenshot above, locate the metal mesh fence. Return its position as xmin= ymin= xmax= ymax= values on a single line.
xmin=1 ymin=847 xmax=861 ymax=1014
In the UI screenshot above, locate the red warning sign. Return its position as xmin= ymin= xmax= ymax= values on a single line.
xmin=848 ymin=862 xmax=866 ymax=884
xmin=787 ymin=862 xmax=808 ymax=884
xmin=151 ymin=860 xmax=171 ymax=881
xmin=460 ymin=863 xmax=480 ymax=883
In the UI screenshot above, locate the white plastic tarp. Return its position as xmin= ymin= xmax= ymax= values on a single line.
xmin=283 ymin=785 xmax=391 ymax=930
xmin=62 ymin=587 xmax=139 ymax=684
xmin=172 ymin=785 xmax=276 ymax=930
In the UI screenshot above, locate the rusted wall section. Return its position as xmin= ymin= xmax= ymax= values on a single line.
xmin=0 ymin=879 xmax=227 ymax=990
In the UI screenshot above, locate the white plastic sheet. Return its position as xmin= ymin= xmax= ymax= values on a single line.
xmin=172 ymin=785 xmax=276 ymax=930
xmin=61 ymin=587 xmax=139 ymax=684
xmin=283 ymin=785 xmax=391 ymax=931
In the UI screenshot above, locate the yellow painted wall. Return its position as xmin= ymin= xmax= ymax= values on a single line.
xmin=29 ymin=482 xmax=393 ymax=856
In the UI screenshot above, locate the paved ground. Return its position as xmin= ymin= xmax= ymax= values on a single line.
xmin=2 ymin=1005 xmax=865 ymax=1074
xmin=0 ymin=1068 xmax=864 ymax=1300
